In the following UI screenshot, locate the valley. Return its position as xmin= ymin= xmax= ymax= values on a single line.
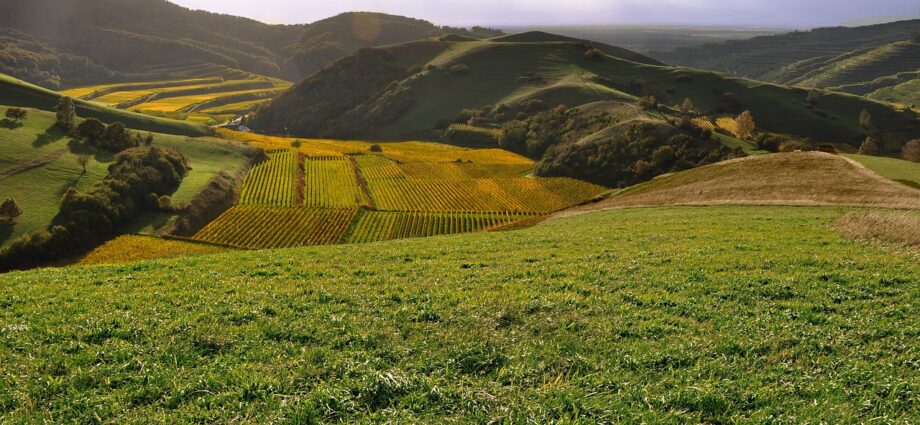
xmin=0 ymin=1 xmax=918 ymax=423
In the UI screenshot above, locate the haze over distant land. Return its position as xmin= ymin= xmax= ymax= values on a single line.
xmin=169 ymin=0 xmax=919 ymax=27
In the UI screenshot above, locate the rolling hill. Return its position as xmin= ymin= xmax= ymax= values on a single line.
xmin=250 ymin=33 xmax=919 ymax=153
xmin=0 ymin=0 xmax=501 ymax=88
xmin=565 ymin=152 xmax=920 ymax=212
xmin=0 ymin=105 xmax=257 ymax=249
xmin=652 ymin=21 xmax=920 ymax=106
xmin=0 ymin=73 xmax=210 ymax=136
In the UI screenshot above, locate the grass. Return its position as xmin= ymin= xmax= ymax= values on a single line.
xmin=833 ymin=211 xmax=920 ymax=249
xmin=843 ymin=153 xmax=920 ymax=188
xmin=0 ymin=107 xmax=253 ymax=247
xmin=583 ymin=152 xmax=920 ymax=211
xmin=73 ymin=235 xmax=228 ymax=265
xmin=0 ymin=205 xmax=917 ymax=422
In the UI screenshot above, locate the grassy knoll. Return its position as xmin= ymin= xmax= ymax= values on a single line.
xmin=0 ymin=206 xmax=917 ymax=422
xmin=0 ymin=73 xmax=209 ymax=137
xmin=0 ymin=107 xmax=254 ymax=247
xmin=581 ymin=152 xmax=920 ymax=211
xmin=844 ymin=153 xmax=920 ymax=188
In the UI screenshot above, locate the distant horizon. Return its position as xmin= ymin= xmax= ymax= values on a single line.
xmin=168 ymin=0 xmax=919 ymax=28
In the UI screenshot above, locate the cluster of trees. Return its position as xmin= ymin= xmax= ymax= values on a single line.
xmin=499 ymin=105 xmax=614 ymax=158
xmin=0 ymin=147 xmax=190 ymax=271
xmin=903 ymin=139 xmax=920 ymax=162
xmin=53 ymin=97 xmax=152 ymax=152
xmin=536 ymin=120 xmax=741 ymax=188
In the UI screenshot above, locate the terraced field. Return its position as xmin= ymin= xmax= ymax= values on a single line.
xmin=61 ymin=67 xmax=290 ymax=124
xmin=191 ymin=145 xmax=607 ymax=249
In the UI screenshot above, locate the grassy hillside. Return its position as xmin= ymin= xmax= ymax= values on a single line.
xmin=773 ymin=40 xmax=920 ymax=89
xmin=252 ymin=35 xmax=919 ymax=146
xmin=0 ymin=0 xmax=501 ymax=87
xmin=843 ymin=153 xmax=920 ymax=188
xmin=578 ymin=152 xmax=920 ymax=210
xmin=0 ymin=106 xmax=254 ymax=248
xmin=0 ymin=206 xmax=917 ymax=422
xmin=652 ymin=20 xmax=920 ymax=81
xmin=0 ymin=73 xmax=210 ymax=136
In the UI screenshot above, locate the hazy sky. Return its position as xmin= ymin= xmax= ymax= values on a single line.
xmin=168 ymin=0 xmax=919 ymax=27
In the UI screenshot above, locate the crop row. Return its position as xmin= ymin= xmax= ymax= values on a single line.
xmin=194 ymin=206 xmax=358 ymax=249
xmin=304 ymin=157 xmax=370 ymax=208
xmin=347 ymin=211 xmax=531 ymax=243
xmin=367 ymin=177 xmax=606 ymax=213
xmin=716 ymin=117 xmax=739 ymax=136
xmin=691 ymin=117 xmax=716 ymax=131
xmin=239 ymin=150 xmax=299 ymax=207
xmin=356 ymin=155 xmax=532 ymax=180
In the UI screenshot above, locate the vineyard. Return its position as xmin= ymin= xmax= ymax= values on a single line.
xmin=61 ymin=67 xmax=290 ymax=124
xmin=194 ymin=207 xmax=358 ymax=249
xmin=75 ymin=235 xmax=226 ymax=265
xmin=716 ymin=117 xmax=740 ymax=136
xmin=346 ymin=211 xmax=531 ymax=243
xmin=238 ymin=150 xmax=300 ymax=207
xmin=304 ymin=157 xmax=370 ymax=208
xmin=192 ymin=145 xmax=607 ymax=249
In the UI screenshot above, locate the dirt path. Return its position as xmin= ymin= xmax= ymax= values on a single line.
xmin=0 ymin=149 xmax=67 ymax=180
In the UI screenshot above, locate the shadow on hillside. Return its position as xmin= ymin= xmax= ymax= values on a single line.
xmin=0 ymin=223 xmax=13 ymax=246
xmin=34 ymin=125 xmax=66 ymax=148
xmin=67 ymin=139 xmax=113 ymax=163
xmin=0 ymin=119 xmax=23 ymax=129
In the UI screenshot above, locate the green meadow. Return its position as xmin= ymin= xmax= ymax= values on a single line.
xmin=0 ymin=206 xmax=916 ymax=423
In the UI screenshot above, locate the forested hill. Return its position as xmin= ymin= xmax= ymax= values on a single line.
xmin=0 ymin=0 xmax=501 ymax=88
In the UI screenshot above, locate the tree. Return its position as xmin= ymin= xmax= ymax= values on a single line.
xmin=735 ymin=110 xmax=755 ymax=139
xmin=369 ymin=144 xmax=383 ymax=152
xmin=54 ymin=97 xmax=77 ymax=133
xmin=903 ymin=139 xmax=920 ymax=162
xmin=858 ymin=109 xmax=873 ymax=133
xmin=681 ymin=98 xmax=695 ymax=115
xmin=76 ymin=154 xmax=90 ymax=175
xmin=807 ymin=90 xmax=819 ymax=105
xmin=5 ymin=107 xmax=27 ymax=123
xmin=0 ymin=198 xmax=23 ymax=224
xmin=101 ymin=122 xmax=137 ymax=152
xmin=859 ymin=136 xmax=878 ymax=155
xmin=76 ymin=118 xmax=105 ymax=144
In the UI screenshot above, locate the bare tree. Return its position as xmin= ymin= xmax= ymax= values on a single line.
xmin=735 ymin=110 xmax=755 ymax=139
xmin=76 ymin=154 xmax=91 ymax=175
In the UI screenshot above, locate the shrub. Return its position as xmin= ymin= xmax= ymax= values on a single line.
xmin=0 ymin=198 xmax=23 ymax=224
xmin=779 ymin=139 xmax=814 ymax=152
xmin=291 ymin=140 xmax=302 ymax=148
xmin=369 ymin=144 xmax=383 ymax=153
xmin=902 ymin=139 xmax=920 ymax=162
xmin=859 ymin=137 xmax=878 ymax=155
xmin=638 ymin=96 xmax=658 ymax=111
xmin=76 ymin=118 xmax=106 ymax=144
xmin=450 ymin=64 xmax=470 ymax=75
xmin=584 ymin=47 xmax=604 ymax=62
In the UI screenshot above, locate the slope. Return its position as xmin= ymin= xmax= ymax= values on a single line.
xmin=0 ymin=0 xmax=500 ymax=88
xmin=0 ymin=106 xmax=255 ymax=248
xmin=250 ymin=34 xmax=919 ymax=146
xmin=0 ymin=206 xmax=917 ymax=422
xmin=0 ymin=73 xmax=210 ymax=136
xmin=651 ymin=20 xmax=920 ymax=81
xmin=570 ymin=152 xmax=920 ymax=211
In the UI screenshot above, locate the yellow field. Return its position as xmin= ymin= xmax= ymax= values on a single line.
xmin=716 ymin=117 xmax=740 ymax=136
xmin=194 ymin=207 xmax=358 ymax=249
xmin=346 ymin=211 xmax=531 ymax=243
xmin=216 ymin=128 xmax=534 ymax=164
xmin=133 ymin=88 xmax=286 ymax=113
xmin=304 ymin=157 xmax=370 ymax=208
xmin=239 ymin=150 xmax=300 ymax=207
xmin=75 ymin=235 xmax=227 ymax=265
xmin=691 ymin=117 xmax=716 ymax=131
xmin=61 ymin=70 xmax=291 ymax=122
